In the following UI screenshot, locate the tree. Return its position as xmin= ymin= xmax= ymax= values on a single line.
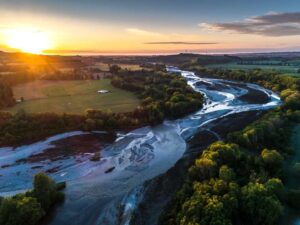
xmin=265 ymin=178 xmax=284 ymax=199
xmin=0 ymin=196 xmax=44 ymax=225
xmin=189 ymin=158 xmax=216 ymax=181
xmin=283 ymin=91 xmax=300 ymax=110
xmin=202 ymin=196 xmax=232 ymax=225
xmin=0 ymin=173 xmax=65 ymax=225
xmin=109 ymin=64 xmax=121 ymax=74
xmin=0 ymin=84 xmax=15 ymax=109
xmin=261 ymin=149 xmax=283 ymax=172
xmin=241 ymin=182 xmax=283 ymax=225
xmin=219 ymin=165 xmax=235 ymax=182
xmin=33 ymin=173 xmax=56 ymax=210
xmin=15 ymin=197 xmax=45 ymax=225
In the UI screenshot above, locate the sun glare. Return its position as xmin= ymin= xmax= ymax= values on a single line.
xmin=6 ymin=29 xmax=51 ymax=54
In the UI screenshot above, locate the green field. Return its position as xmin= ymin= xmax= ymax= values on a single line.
xmin=6 ymin=79 xmax=140 ymax=114
xmin=207 ymin=63 xmax=300 ymax=76
xmin=93 ymin=63 xmax=142 ymax=71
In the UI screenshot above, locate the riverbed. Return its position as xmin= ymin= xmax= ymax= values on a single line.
xmin=0 ymin=67 xmax=281 ymax=225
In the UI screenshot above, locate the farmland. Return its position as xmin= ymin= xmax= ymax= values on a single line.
xmin=92 ymin=63 xmax=143 ymax=71
xmin=207 ymin=62 xmax=300 ymax=76
xmin=5 ymin=79 xmax=140 ymax=114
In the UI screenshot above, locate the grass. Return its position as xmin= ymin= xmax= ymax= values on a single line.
xmin=207 ymin=63 xmax=300 ymax=76
xmin=93 ymin=63 xmax=142 ymax=71
xmin=93 ymin=63 xmax=110 ymax=71
xmin=119 ymin=64 xmax=142 ymax=71
xmin=5 ymin=79 xmax=140 ymax=114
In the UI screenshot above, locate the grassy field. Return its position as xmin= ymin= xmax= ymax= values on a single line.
xmin=119 ymin=64 xmax=143 ymax=70
xmin=6 ymin=79 xmax=140 ymax=114
xmin=207 ymin=63 xmax=300 ymax=76
xmin=93 ymin=63 xmax=142 ymax=71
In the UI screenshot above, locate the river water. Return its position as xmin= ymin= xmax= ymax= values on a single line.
xmin=0 ymin=68 xmax=281 ymax=225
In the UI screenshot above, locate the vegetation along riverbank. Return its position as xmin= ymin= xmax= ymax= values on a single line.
xmin=158 ymin=64 xmax=300 ymax=225
xmin=0 ymin=173 xmax=65 ymax=225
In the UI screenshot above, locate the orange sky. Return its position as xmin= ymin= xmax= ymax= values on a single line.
xmin=1 ymin=0 xmax=300 ymax=55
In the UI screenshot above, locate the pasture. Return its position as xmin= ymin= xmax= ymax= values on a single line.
xmin=6 ymin=79 xmax=140 ymax=114
xmin=207 ymin=62 xmax=300 ymax=76
xmin=93 ymin=63 xmax=142 ymax=71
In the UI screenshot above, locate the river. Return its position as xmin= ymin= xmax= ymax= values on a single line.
xmin=0 ymin=67 xmax=281 ymax=225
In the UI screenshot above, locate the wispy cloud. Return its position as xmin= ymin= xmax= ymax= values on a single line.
xmin=199 ymin=12 xmax=300 ymax=37
xmin=126 ymin=28 xmax=165 ymax=37
xmin=144 ymin=41 xmax=218 ymax=45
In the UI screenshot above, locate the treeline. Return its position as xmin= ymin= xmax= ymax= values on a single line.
xmin=0 ymin=109 xmax=141 ymax=147
xmin=0 ymin=72 xmax=37 ymax=110
xmin=183 ymin=65 xmax=300 ymax=92
xmin=0 ymin=173 xmax=65 ymax=225
xmin=0 ymin=84 xmax=15 ymax=109
xmin=0 ymin=72 xmax=36 ymax=87
xmin=179 ymin=55 xmax=240 ymax=67
xmin=41 ymin=70 xmax=85 ymax=80
xmin=111 ymin=68 xmax=204 ymax=123
xmin=159 ymin=66 xmax=300 ymax=225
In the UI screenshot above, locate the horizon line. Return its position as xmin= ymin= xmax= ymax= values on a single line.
xmin=2 ymin=49 xmax=300 ymax=57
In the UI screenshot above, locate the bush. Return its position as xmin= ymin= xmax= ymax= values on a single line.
xmin=33 ymin=173 xmax=57 ymax=210
xmin=0 ymin=196 xmax=44 ymax=225
xmin=0 ymin=173 xmax=65 ymax=225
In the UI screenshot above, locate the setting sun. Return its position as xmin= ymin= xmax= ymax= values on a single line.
xmin=5 ymin=29 xmax=51 ymax=54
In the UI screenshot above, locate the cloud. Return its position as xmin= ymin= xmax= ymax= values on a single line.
xmin=126 ymin=28 xmax=165 ymax=37
xmin=200 ymin=12 xmax=300 ymax=36
xmin=144 ymin=41 xmax=218 ymax=45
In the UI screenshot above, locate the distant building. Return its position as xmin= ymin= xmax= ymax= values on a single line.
xmin=97 ymin=90 xmax=110 ymax=94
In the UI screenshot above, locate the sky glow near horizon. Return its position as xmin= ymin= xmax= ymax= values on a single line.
xmin=1 ymin=0 xmax=300 ymax=55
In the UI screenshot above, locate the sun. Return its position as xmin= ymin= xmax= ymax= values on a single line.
xmin=6 ymin=28 xmax=51 ymax=54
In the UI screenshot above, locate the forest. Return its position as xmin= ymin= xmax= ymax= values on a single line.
xmin=111 ymin=66 xmax=204 ymax=121
xmin=159 ymin=65 xmax=300 ymax=225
